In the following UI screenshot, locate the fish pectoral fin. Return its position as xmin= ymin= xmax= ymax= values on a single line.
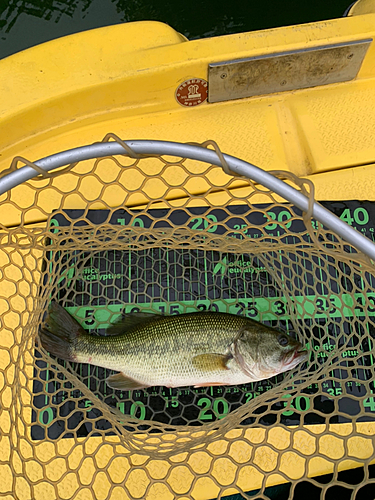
xmin=192 ymin=353 xmax=230 ymax=372
xmin=106 ymin=373 xmax=147 ymax=391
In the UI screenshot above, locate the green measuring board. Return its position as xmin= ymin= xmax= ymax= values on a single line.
xmin=32 ymin=202 xmax=375 ymax=439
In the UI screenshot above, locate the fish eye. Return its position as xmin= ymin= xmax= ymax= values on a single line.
xmin=277 ymin=334 xmax=289 ymax=347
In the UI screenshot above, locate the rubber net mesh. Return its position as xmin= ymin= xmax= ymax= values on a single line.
xmin=0 ymin=138 xmax=374 ymax=499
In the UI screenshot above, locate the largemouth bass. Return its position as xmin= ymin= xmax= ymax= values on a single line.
xmin=39 ymin=302 xmax=308 ymax=391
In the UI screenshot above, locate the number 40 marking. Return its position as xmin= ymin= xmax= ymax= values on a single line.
xmin=340 ymin=208 xmax=369 ymax=226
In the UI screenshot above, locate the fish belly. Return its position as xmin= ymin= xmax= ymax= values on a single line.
xmin=116 ymin=352 xmax=252 ymax=387
xmin=76 ymin=345 xmax=252 ymax=387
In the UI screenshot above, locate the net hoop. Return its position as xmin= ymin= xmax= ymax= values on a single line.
xmin=1 ymin=136 xmax=375 ymax=261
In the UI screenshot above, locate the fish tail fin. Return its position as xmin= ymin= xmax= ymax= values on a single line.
xmin=39 ymin=302 xmax=85 ymax=361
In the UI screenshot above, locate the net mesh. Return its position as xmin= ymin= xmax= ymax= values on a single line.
xmin=0 ymin=138 xmax=374 ymax=499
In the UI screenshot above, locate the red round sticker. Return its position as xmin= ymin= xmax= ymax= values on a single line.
xmin=175 ymin=78 xmax=208 ymax=107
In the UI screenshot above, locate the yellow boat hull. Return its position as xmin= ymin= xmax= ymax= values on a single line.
xmin=1 ymin=1 xmax=375 ymax=497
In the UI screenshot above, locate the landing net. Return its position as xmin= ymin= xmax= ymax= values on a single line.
xmin=0 ymin=136 xmax=374 ymax=499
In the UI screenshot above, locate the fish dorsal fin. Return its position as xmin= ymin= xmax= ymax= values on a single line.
xmin=106 ymin=372 xmax=148 ymax=391
xmin=192 ymin=353 xmax=230 ymax=372
xmin=106 ymin=312 xmax=161 ymax=336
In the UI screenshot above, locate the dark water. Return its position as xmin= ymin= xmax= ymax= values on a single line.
xmin=0 ymin=0 xmax=353 ymax=60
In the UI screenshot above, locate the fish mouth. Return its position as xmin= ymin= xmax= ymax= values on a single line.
xmin=284 ymin=347 xmax=309 ymax=368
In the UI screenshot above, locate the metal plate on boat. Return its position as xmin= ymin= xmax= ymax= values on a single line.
xmin=208 ymin=39 xmax=372 ymax=103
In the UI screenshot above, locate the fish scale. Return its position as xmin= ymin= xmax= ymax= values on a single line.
xmin=76 ymin=313 xmax=248 ymax=386
xmin=40 ymin=303 xmax=308 ymax=390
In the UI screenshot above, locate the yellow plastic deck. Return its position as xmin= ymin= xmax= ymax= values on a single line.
xmin=1 ymin=2 xmax=375 ymax=498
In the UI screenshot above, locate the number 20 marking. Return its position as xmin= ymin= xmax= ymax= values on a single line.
xmin=198 ymin=398 xmax=229 ymax=420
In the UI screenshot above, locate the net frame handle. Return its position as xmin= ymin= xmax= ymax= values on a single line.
xmin=1 ymin=139 xmax=375 ymax=261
